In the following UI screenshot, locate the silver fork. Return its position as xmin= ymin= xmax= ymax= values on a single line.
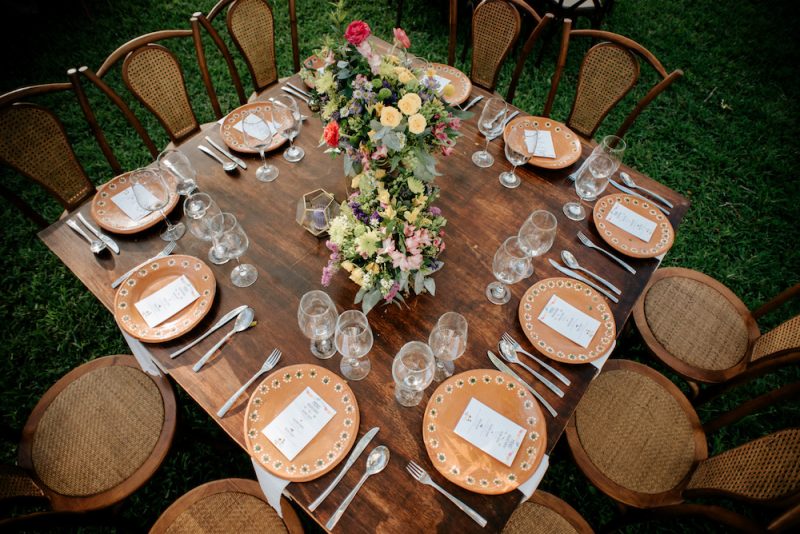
xmin=577 ymin=231 xmax=636 ymax=274
xmin=502 ymin=332 xmax=571 ymax=386
xmin=406 ymin=461 xmax=487 ymax=527
xmin=216 ymin=349 xmax=281 ymax=417
xmin=497 ymin=344 xmax=564 ymax=397
xmin=111 ymin=241 xmax=176 ymax=289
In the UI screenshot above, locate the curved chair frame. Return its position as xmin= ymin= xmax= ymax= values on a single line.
xmin=507 ymin=490 xmax=594 ymax=532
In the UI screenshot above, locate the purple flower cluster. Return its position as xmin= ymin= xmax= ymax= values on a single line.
xmin=321 ymin=241 xmax=340 ymax=286
xmin=349 ymin=200 xmax=372 ymax=224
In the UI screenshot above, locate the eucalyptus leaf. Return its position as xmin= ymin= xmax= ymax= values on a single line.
xmin=414 ymin=270 xmax=425 ymax=295
xmin=362 ymin=289 xmax=382 ymax=314
xmin=383 ymin=131 xmax=403 ymax=151
xmin=423 ymin=278 xmax=436 ymax=296
xmin=354 ymin=286 xmax=367 ymax=304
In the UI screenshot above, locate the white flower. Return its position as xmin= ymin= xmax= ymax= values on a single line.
xmin=328 ymin=215 xmax=351 ymax=244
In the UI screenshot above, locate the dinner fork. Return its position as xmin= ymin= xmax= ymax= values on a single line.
xmin=405 ymin=461 xmax=487 ymax=527
xmin=577 ymin=231 xmax=636 ymax=274
xmin=216 ymin=349 xmax=281 ymax=417
xmin=497 ymin=344 xmax=564 ymax=397
xmin=111 ymin=241 xmax=176 ymax=289
xmin=501 ymin=332 xmax=571 ymax=386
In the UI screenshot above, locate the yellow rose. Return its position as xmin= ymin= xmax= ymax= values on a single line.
xmin=366 ymin=262 xmax=380 ymax=274
xmin=380 ymin=106 xmax=402 ymax=128
xmin=398 ymin=93 xmax=422 ymax=116
xmin=349 ymin=268 xmax=365 ymax=287
xmin=408 ymin=113 xmax=427 ymax=134
xmin=374 ymin=169 xmax=386 ymax=180
xmin=442 ymin=84 xmax=456 ymax=99
xmin=341 ymin=260 xmax=355 ymax=273
xmin=398 ymin=68 xmax=416 ymax=84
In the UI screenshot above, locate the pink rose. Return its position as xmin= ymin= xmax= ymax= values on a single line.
xmin=441 ymin=145 xmax=454 ymax=157
xmin=393 ymin=27 xmax=411 ymax=49
xmin=323 ymin=121 xmax=340 ymax=147
xmin=345 ymin=20 xmax=371 ymax=46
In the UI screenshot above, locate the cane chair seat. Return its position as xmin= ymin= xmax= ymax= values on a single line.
xmin=502 ymin=490 xmax=593 ymax=533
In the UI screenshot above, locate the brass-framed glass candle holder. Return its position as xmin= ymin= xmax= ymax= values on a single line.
xmin=295 ymin=189 xmax=339 ymax=236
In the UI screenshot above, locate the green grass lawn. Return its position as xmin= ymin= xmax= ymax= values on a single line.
xmin=1 ymin=0 xmax=798 ymax=531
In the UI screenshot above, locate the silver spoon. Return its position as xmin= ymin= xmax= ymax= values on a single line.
xmin=193 ymin=307 xmax=255 ymax=372
xmin=198 ymin=145 xmax=237 ymax=173
xmin=620 ymin=171 xmax=674 ymax=208
xmin=326 ymin=446 xmax=389 ymax=530
xmin=497 ymin=341 xmax=564 ymax=397
xmin=65 ymin=219 xmax=106 ymax=254
xmin=561 ymin=250 xmax=622 ymax=295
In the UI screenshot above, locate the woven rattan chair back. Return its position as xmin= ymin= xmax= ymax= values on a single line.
xmin=227 ymin=0 xmax=279 ymax=93
xmin=470 ymin=0 xmax=521 ymax=91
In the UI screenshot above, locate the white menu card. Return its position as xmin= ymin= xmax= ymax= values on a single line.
xmin=233 ymin=118 xmax=280 ymax=141
xmin=453 ymin=398 xmax=526 ymax=467
xmin=605 ymin=202 xmax=657 ymax=242
xmin=111 ymin=184 xmax=159 ymax=221
xmin=423 ymin=74 xmax=452 ymax=94
xmin=537 ymin=294 xmax=601 ymax=348
xmin=134 ymin=275 xmax=200 ymax=328
xmin=262 ymin=387 xmax=337 ymax=461
xmin=523 ymin=130 xmax=556 ymax=158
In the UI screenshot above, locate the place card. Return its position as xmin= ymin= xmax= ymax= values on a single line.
xmin=133 ymin=275 xmax=200 ymax=328
xmin=423 ymin=74 xmax=452 ymax=94
xmin=233 ymin=117 xmax=281 ymax=141
xmin=523 ymin=130 xmax=556 ymax=158
xmin=537 ymin=294 xmax=601 ymax=348
xmin=453 ymin=397 xmax=526 ymax=467
xmin=605 ymin=201 xmax=657 ymax=242
xmin=262 ymin=387 xmax=337 ymax=461
xmin=111 ymin=184 xmax=159 ymax=221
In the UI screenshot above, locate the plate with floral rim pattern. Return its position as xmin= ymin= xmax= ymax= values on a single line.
xmin=91 ymin=170 xmax=179 ymax=234
xmin=592 ymin=193 xmax=675 ymax=258
xmin=504 ymin=116 xmax=582 ymax=170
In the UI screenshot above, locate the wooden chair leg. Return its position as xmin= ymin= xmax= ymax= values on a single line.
xmin=395 ymin=0 xmax=404 ymax=28
xmin=687 ymin=379 xmax=701 ymax=400
xmin=704 ymin=381 xmax=800 ymax=434
xmin=770 ymin=500 xmax=800 ymax=532
xmin=460 ymin=2 xmax=474 ymax=65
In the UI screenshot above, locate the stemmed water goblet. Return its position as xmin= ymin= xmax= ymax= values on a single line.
xmin=130 ymin=167 xmax=185 ymax=241
xmin=297 ymin=290 xmax=338 ymax=359
xmin=210 ymin=212 xmax=258 ymax=287
xmin=428 ymin=312 xmax=468 ymax=382
xmin=472 ymin=97 xmax=507 ymax=168
xmin=499 ymin=134 xmax=534 ymax=189
xmin=242 ymin=110 xmax=279 ymax=182
xmin=157 ymin=148 xmax=197 ymax=195
xmin=392 ymin=341 xmax=435 ymax=407
xmin=183 ymin=192 xmax=221 ymax=243
xmin=273 ymin=94 xmax=304 ymax=163
xmin=563 ymin=153 xmax=615 ymax=221
xmin=517 ymin=209 xmax=557 ymax=277
xmin=486 ymin=236 xmax=531 ymax=305
xmin=334 ymin=310 xmax=373 ymax=381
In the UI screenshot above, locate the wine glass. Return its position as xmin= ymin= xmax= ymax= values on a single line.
xmin=297 ymin=290 xmax=338 ymax=359
xmin=518 ymin=209 xmax=557 ymax=278
xmin=486 ymin=236 xmax=531 ymax=305
xmin=428 ymin=312 xmax=468 ymax=382
xmin=472 ymin=97 xmax=507 ymax=168
xmin=563 ymin=153 xmax=614 ymax=221
xmin=594 ymin=135 xmax=626 ymax=163
xmin=157 ymin=148 xmax=197 ymax=195
xmin=392 ymin=341 xmax=435 ymax=407
xmin=129 ymin=168 xmax=185 ymax=241
xmin=183 ymin=192 xmax=220 ymax=242
xmin=334 ymin=310 xmax=373 ymax=381
xmin=273 ymin=95 xmax=304 ymax=163
xmin=242 ymin=110 xmax=279 ymax=182
xmin=499 ymin=135 xmax=534 ymax=189
xmin=210 ymin=212 xmax=258 ymax=287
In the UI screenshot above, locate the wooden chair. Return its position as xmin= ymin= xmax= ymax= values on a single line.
xmin=502 ymin=490 xmax=593 ymax=533
xmin=150 ymin=478 xmax=303 ymax=533
xmin=632 ymin=267 xmax=800 ymax=403
xmin=543 ymin=20 xmax=683 ymax=139
xmin=0 ymin=355 xmax=176 ymax=528
xmin=566 ymin=359 xmax=800 ymax=532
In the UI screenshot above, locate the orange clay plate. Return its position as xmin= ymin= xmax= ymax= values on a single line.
xmin=593 ymin=193 xmax=675 ymax=258
xmin=302 ymin=54 xmax=327 ymax=88
xmin=504 ymin=116 xmax=582 ymax=170
xmin=245 ymin=364 xmax=359 ymax=482
xmin=427 ymin=63 xmax=472 ymax=106
xmin=114 ymin=255 xmax=216 ymax=343
xmin=422 ymin=369 xmax=546 ymax=495
xmin=220 ymin=102 xmax=291 ymax=154
xmin=518 ymin=277 xmax=616 ymax=364
xmin=91 ymin=170 xmax=179 ymax=234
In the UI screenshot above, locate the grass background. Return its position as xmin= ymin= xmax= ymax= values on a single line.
xmin=1 ymin=0 xmax=798 ymax=531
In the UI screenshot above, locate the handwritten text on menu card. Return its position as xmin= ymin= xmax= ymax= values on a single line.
xmin=134 ymin=275 xmax=200 ymax=328
xmin=233 ymin=118 xmax=280 ymax=141
xmin=537 ymin=294 xmax=601 ymax=348
xmin=523 ymin=130 xmax=557 ymax=159
xmin=453 ymin=397 xmax=526 ymax=467
xmin=111 ymin=184 xmax=160 ymax=221
xmin=262 ymin=387 xmax=336 ymax=461
xmin=605 ymin=201 xmax=657 ymax=242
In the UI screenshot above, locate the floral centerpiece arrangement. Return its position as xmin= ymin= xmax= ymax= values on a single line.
xmin=301 ymin=5 xmax=467 ymax=314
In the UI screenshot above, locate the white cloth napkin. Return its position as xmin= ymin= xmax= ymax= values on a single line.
xmin=590 ymin=340 xmax=617 ymax=372
xmin=120 ymin=329 xmax=166 ymax=377
xmin=517 ymin=453 xmax=549 ymax=501
xmin=252 ymin=459 xmax=291 ymax=517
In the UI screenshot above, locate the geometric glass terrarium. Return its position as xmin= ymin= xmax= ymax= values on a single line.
xmin=296 ymin=189 xmax=339 ymax=237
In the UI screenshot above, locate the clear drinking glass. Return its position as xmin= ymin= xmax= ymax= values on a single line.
xmin=594 ymin=135 xmax=626 ymax=163
xmin=130 ymin=168 xmax=185 ymax=241
xmin=486 ymin=236 xmax=531 ymax=305
xmin=500 ymin=135 xmax=534 ymax=189
xmin=157 ymin=148 xmax=197 ymax=195
xmin=428 ymin=312 xmax=468 ymax=382
xmin=472 ymin=97 xmax=507 ymax=168
xmin=334 ymin=310 xmax=373 ymax=381
xmin=210 ymin=212 xmax=258 ymax=287
xmin=242 ymin=110 xmax=279 ymax=182
xmin=563 ymin=153 xmax=615 ymax=221
xmin=518 ymin=209 xmax=557 ymax=278
xmin=392 ymin=341 xmax=435 ymax=407
xmin=273 ymin=94 xmax=304 ymax=163
xmin=183 ymin=192 xmax=221 ymax=242
xmin=298 ymin=290 xmax=338 ymax=359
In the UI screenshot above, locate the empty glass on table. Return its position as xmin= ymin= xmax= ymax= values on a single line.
xmin=210 ymin=212 xmax=258 ymax=287
xmin=563 ymin=153 xmax=615 ymax=221
xmin=183 ymin=192 xmax=221 ymax=243
xmin=297 ymin=290 xmax=338 ymax=359
xmin=241 ymin=110 xmax=279 ymax=182
xmin=273 ymin=94 xmax=304 ymax=163
xmin=486 ymin=236 xmax=531 ymax=305
xmin=518 ymin=209 xmax=557 ymax=277
xmin=130 ymin=168 xmax=185 ymax=241
xmin=392 ymin=341 xmax=435 ymax=407
xmin=334 ymin=310 xmax=373 ymax=381
xmin=499 ymin=134 xmax=534 ymax=189
xmin=428 ymin=312 xmax=468 ymax=382
xmin=157 ymin=148 xmax=197 ymax=195
xmin=472 ymin=97 xmax=507 ymax=168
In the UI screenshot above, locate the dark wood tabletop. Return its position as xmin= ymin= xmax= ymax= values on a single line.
xmin=39 ymin=73 xmax=689 ymax=532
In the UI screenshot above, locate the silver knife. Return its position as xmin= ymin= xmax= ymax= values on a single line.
xmin=111 ymin=241 xmax=176 ymax=289
xmin=462 ymin=95 xmax=483 ymax=111
xmin=205 ymin=136 xmax=247 ymax=170
xmin=77 ymin=212 xmax=119 ymax=254
xmin=170 ymin=304 xmax=249 ymax=358
xmin=548 ymin=258 xmax=620 ymax=304
xmin=285 ymin=82 xmax=312 ymax=98
xmin=608 ymin=178 xmax=670 ymax=215
xmin=308 ymin=426 xmax=380 ymax=511
xmin=281 ymin=86 xmax=309 ymax=104
xmin=488 ymin=351 xmax=557 ymax=417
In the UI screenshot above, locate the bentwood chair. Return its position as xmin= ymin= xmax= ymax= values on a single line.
xmin=502 ymin=490 xmax=594 ymax=533
xmin=150 ymin=479 xmax=303 ymax=533
xmin=543 ymin=20 xmax=683 ymax=139
xmin=566 ymin=359 xmax=800 ymax=532
xmin=0 ymin=355 xmax=176 ymax=528
xmin=632 ymin=267 xmax=800 ymax=403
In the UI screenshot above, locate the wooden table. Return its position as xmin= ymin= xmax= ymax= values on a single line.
xmin=40 ymin=75 xmax=689 ymax=532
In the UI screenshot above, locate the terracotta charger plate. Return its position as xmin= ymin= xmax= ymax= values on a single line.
xmin=427 ymin=63 xmax=471 ymax=106
xmin=503 ymin=116 xmax=582 ymax=170
xmin=244 ymin=364 xmax=360 ymax=482
xmin=220 ymin=102 xmax=290 ymax=154
xmin=592 ymin=193 xmax=675 ymax=258
xmin=114 ymin=255 xmax=216 ymax=343
xmin=422 ymin=369 xmax=546 ymax=495
xmin=518 ymin=277 xmax=616 ymax=364
xmin=90 ymin=170 xmax=179 ymax=234
xmin=302 ymin=54 xmax=327 ymax=88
